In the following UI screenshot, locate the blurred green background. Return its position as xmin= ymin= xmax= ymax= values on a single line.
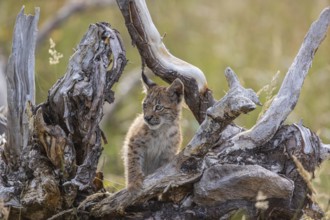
xmin=0 ymin=0 xmax=329 ymax=214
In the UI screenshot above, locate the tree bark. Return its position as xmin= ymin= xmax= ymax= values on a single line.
xmin=4 ymin=7 xmax=39 ymax=170
xmin=116 ymin=0 xmax=215 ymax=123
xmin=0 ymin=1 xmax=330 ymax=220
xmin=0 ymin=8 xmax=126 ymax=219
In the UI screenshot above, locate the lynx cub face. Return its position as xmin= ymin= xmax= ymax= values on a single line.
xmin=123 ymin=73 xmax=184 ymax=191
xmin=142 ymin=78 xmax=183 ymax=130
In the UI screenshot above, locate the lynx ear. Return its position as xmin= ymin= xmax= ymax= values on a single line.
xmin=142 ymin=71 xmax=156 ymax=92
xmin=167 ymin=78 xmax=184 ymax=102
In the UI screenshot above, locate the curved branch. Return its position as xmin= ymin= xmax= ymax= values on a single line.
xmin=223 ymin=7 xmax=330 ymax=153
xmin=116 ymin=0 xmax=215 ymax=123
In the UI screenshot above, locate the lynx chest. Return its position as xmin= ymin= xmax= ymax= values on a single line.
xmin=143 ymin=125 xmax=180 ymax=175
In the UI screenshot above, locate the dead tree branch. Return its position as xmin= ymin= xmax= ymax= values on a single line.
xmin=79 ymin=71 xmax=324 ymax=219
xmin=221 ymin=7 xmax=330 ymax=154
xmin=184 ymin=67 xmax=261 ymax=156
xmin=76 ymin=3 xmax=330 ymax=220
xmin=4 ymin=7 xmax=39 ymax=170
xmin=0 ymin=8 xmax=127 ymax=219
xmin=117 ymin=0 xmax=215 ymax=123
xmin=42 ymin=21 xmax=126 ymax=192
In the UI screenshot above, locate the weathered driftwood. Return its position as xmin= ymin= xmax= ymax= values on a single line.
xmin=0 ymin=7 xmax=40 ymax=218
xmin=1 ymin=1 xmax=330 ymax=220
xmin=4 ymin=7 xmax=39 ymax=170
xmin=77 ymin=66 xmax=260 ymax=216
xmin=74 ymin=2 xmax=330 ymax=219
xmin=77 ymin=77 xmax=321 ymax=219
xmin=0 ymin=8 xmax=126 ymax=219
xmin=117 ymin=0 xmax=215 ymax=123
xmin=79 ymin=123 xmax=323 ymax=220
xmin=220 ymin=7 xmax=330 ymax=154
xmin=184 ymin=67 xmax=261 ymax=157
xmin=43 ymin=22 xmax=126 ymax=191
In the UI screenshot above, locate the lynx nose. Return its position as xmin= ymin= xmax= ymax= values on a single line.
xmin=144 ymin=115 xmax=153 ymax=122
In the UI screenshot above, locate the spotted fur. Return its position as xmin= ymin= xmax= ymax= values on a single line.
xmin=123 ymin=73 xmax=184 ymax=191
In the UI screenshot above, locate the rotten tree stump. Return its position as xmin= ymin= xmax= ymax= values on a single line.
xmin=0 ymin=8 xmax=126 ymax=219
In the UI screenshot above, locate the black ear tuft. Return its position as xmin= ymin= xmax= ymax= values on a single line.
xmin=142 ymin=71 xmax=157 ymax=91
xmin=167 ymin=78 xmax=184 ymax=102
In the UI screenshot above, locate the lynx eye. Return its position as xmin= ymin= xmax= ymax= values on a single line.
xmin=154 ymin=104 xmax=164 ymax=111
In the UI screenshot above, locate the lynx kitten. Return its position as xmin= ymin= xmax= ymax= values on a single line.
xmin=123 ymin=73 xmax=184 ymax=191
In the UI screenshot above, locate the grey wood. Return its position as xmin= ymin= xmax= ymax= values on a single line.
xmin=5 ymin=7 xmax=39 ymax=169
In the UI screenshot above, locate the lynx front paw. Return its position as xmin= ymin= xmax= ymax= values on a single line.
xmin=127 ymin=175 xmax=144 ymax=192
